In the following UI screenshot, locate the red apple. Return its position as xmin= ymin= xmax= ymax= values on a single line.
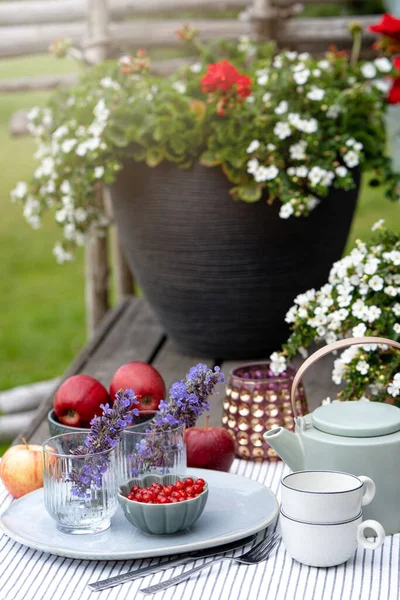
xmin=54 ymin=374 xmax=109 ymax=427
xmin=110 ymin=361 xmax=166 ymax=411
xmin=0 ymin=441 xmax=44 ymax=498
xmin=185 ymin=422 xmax=236 ymax=472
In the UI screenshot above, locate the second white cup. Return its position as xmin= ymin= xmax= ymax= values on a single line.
xmin=280 ymin=509 xmax=385 ymax=568
xmin=281 ymin=470 xmax=376 ymax=523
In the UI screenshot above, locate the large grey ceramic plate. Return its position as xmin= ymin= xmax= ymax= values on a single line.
xmin=0 ymin=468 xmax=278 ymax=560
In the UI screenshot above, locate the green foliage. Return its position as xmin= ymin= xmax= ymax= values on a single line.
xmin=11 ymin=37 xmax=400 ymax=261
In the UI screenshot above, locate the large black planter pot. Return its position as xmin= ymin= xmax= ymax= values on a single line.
xmin=111 ymin=162 xmax=359 ymax=358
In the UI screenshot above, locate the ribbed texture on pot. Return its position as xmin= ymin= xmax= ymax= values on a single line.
xmin=111 ymin=162 xmax=359 ymax=358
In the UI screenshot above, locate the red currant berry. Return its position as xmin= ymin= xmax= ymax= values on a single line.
xmin=184 ymin=478 xmax=194 ymax=487
xmin=196 ymin=478 xmax=206 ymax=488
xmin=186 ymin=494 xmax=194 ymax=500
xmin=178 ymin=497 xmax=186 ymax=502
xmin=175 ymin=480 xmax=185 ymax=490
xmin=193 ymin=484 xmax=203 ymax=494
xmin=185 ymin=486 xmax=194 ymax=495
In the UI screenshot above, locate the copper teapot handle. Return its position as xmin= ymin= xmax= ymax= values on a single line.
xmin=291 ymin=336 xmax=400 ymax=419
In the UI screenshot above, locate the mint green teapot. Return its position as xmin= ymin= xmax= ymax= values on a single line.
xmin=264 ymin=337 xmax=400 ymax=534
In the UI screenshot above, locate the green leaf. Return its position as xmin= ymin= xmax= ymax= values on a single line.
xmin=105 ymin=126 xmax=127 ymax=148
xmin=222 ymin=162 xmax=245 ymax=185
xmin=146 ymin=148 xmax=164 ymax=167
xmin=131 ymin=146 xmax=147 ymax=161
xmin=234 ymin=185 xmax=262 ymax=203
xmin=200 ymin=150 xmax=220 ymax=167
xmin=169 ymin=138 xmax=186 ymax=155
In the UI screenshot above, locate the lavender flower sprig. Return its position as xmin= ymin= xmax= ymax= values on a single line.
xmin=68 ymin=364 xmax=224 ymax=492
xmin=68 ymin=388 xmax=139 ymax=497
xmin=129 ymin=364 xmax=224 ymax=475
xmin=156 ymin=364 xmax=225 ymax=429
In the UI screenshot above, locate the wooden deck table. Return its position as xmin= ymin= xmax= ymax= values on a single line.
xmin=2 ymin=297 xmax=398 ymax=600
xmin=19 ymin=296 xmax=338 ymax=447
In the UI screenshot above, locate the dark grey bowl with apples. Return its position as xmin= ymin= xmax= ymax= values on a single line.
xmin=47 ymin=409 xmax=155 ymax=437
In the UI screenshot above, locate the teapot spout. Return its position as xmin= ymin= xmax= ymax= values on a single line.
xmin=263 ymin=427 xmax=303 ymax=472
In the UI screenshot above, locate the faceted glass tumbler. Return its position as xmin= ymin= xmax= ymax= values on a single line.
xmin=43 ymin=432 xmax=118 ymax=535
xmin=222 ymin=363 xmax=308 ymax=461
xmin=119 ymin=419 xmax=186 ymax=486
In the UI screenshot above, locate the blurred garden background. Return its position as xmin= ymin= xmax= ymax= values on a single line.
xmin=1 ymin=0 xmax=400 ymax=455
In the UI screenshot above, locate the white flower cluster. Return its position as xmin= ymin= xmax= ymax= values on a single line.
xmin=172 ymin=81 xmax=187 ymax=94
xmin=388 ymin=373 xmax=400 ymax=398
xmin=247 ymin=157 xmax=279 ymax=182
xmin=238 ymin=35 xmax=256 ymax=58
xmin=270 ymin=223 xmax=400 ymax=387
xmin=100 ymin=77 xmax=120 ymax=91
xmin=238 ymin=47 xmax=383 ymax=220
xmin=361 ymin=57 xmax=392 ymax=80
xmin=269 ymin=352 xmax=287 ymax=375
xmin=11 ymin=97 xmax=114 ymax=261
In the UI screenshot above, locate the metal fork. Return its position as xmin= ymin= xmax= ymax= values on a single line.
xmin=140 ymin=532 xmax=281 ymax=595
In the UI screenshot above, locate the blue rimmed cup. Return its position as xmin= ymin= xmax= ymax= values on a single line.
xmin=281 ymin=470 xmax=376 ymax=523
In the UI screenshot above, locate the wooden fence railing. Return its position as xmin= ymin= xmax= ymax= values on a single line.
xmin=0 ymin=0 xmax=376 ymax=61
xmin=2 ymin=0 xmax=381 ymax=336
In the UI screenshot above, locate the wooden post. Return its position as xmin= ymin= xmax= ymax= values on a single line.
xmin=103 ymin=186 xmax=135 ymax=298
xmin=85 ymin=185 xmax=110 ymax=336
xmin=83 ymin=0 xmax=110 ymax=335
xmin=114 ymin=236 xmax=134 ymax=296
xmin=84 ymin=0 xmax=109 ymax=65
xmin=250 ymin=0 xmax=276 ymax=41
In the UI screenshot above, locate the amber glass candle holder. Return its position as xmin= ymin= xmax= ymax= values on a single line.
xmin=222 ymin=363 xmax=308 ymax=461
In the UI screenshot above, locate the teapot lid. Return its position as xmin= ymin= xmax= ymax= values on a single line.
xmin=312 ymin=401 xmax=400 ymax=437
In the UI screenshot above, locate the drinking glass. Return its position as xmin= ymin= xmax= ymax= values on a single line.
xmin=119 ymin=416 xmax=186 ymax=485
xmin=43 ymin=432 xmax=118 ymax=534
xmin=222 ymin=362 xmax=308 ymax=460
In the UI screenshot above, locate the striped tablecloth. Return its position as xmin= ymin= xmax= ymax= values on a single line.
xmin=0 ymin=459 xmax=399 ymax=600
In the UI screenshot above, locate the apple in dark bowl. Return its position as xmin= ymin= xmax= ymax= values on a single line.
xmin=48 ymin=408 xmax=156 ymax=438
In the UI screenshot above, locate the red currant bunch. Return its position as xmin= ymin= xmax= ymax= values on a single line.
xmin=126 ymin=477 xmax=206 ymax=504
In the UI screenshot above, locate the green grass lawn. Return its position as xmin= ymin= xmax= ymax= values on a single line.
xmin=0 ymin=55 xmax=86 ymax=394
xmin=0 ymin=53 xmax=399 ymax=459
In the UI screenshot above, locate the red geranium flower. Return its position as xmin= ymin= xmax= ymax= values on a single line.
xmin=235 ymin=74 xmax=253 ymax=99
xmin=388 ymin=56 xmax=400 ymax=104
xmin=201 ymin=60 xmax=244 ymax=93
xmin=201 ymin=60 xmax=252 ymax=92
xmin=369 ymin=13 xmax=400 ymax=41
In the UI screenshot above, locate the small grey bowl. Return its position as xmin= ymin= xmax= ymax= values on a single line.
xmin=118 ymin=474 xmax=209 ymax=535
xmin=47 ymin=409 xmax=155 ymax=437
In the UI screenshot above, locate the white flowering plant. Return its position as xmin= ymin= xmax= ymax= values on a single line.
xmin=11 ymin=30 xmax=400 ymax=262
xmin=269 ymin=221 xmax=400 ymax=407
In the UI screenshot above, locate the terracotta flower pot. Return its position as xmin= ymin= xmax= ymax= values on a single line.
xmin=110 ymin=161 xmax=359 ymax=358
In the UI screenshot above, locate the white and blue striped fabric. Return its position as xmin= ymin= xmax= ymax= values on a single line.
xmin=1 ymin=460 xmax=399 ymax=600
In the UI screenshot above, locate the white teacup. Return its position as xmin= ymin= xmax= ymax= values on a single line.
xmin=281 ymin=470 xmax=376 ymax=523
xmin=280 ymin=509 xmax=385 ymax=568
